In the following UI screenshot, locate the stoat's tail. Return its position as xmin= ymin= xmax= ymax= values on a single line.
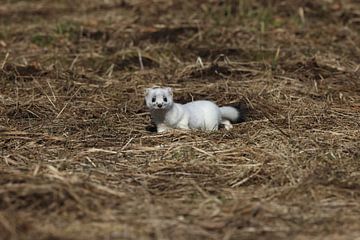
xmin=220 ymin=105 xmax=246 ymax=123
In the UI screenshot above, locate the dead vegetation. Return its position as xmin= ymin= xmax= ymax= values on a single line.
xmin=0 ymin=0 xmax=360 ymax=239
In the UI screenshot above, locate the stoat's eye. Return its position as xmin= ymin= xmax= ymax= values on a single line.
xmin=163 ymin=97 xmax=167 ymax=102
xmin=151 ymin=97 xmax=156 ymax=103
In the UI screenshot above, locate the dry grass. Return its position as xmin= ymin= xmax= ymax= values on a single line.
xmin=0 ymin=0 xmax=360 ymax=239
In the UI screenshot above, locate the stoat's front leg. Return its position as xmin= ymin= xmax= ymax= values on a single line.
xmin=156 ymin=123 xmax=171 ymax=133
xmin=177 ymin=122 xmax=190 ymax=130
xmin=174 ymin=112 xmax=190 ymax=131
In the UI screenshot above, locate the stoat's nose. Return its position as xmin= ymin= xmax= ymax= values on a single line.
xmin=157 ymin=103 xmax=163 ymax=108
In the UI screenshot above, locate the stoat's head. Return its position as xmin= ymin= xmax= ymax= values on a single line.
xmin=145 ymin=87 xmax=174 ymax=111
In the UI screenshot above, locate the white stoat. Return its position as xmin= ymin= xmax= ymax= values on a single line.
xmin=144 ymin=87 xmax=245 ymax=133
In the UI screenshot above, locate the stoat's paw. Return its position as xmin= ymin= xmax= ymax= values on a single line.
xmin=221 ymin=120 xmax=233 ymax=130
xmin=157 ymin=128 xmax=170 ymax=133
xmin=157 ymin=124 xmax=170 ymax=133
xmin=225 ymin=124 xmax=233 ymax=130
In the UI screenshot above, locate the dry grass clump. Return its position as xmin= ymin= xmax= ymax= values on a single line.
xmin=0 ymin=0 xmax=360 ymax=239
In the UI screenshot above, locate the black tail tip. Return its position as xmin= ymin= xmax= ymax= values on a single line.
xmin=230 ymin=102 xmax=249 ymax=123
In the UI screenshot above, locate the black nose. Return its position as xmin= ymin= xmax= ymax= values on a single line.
xmin=157 ymin=103 xmax=163 ymax=108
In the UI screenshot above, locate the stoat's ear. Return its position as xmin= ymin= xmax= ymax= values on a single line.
xmin=144 ymin=88 xmax=152 ymax=97
xmin=165 ymin=87 xmax=173 ymax=96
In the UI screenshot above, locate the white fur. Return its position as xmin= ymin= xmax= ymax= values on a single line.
xmin=219 ymin=106 xmax=241 ymax=123
xmin=145 ymin=87 xmax=241 ymax=133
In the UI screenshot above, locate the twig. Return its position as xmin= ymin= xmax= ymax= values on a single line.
xmin=1 ymin=52 xmax=9 ymax=70
xmin=56 ymin=87 xmax=82 ymax=118
xmin=138 ymin=50 xmax=144 ymax=70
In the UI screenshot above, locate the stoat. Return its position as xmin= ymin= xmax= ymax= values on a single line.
xmin=145 ymin=87 xmax=244 ymax=133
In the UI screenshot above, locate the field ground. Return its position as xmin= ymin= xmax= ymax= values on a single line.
xmin=0 ymin=0 xmax=360 ymax=239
